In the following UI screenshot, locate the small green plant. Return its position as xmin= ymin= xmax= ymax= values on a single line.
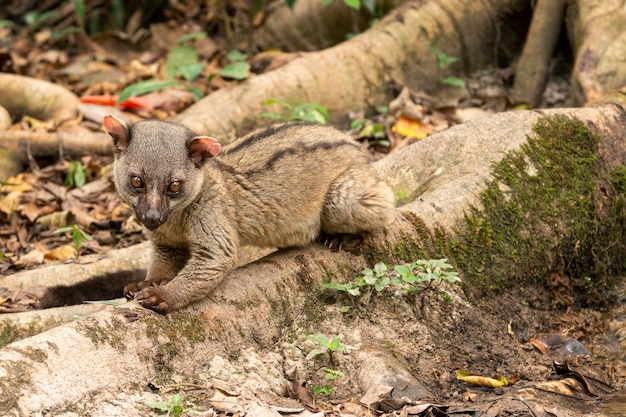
xmin=65 ymin=160 xmax=86 ymax=188
xmin=305 ymin=333 xmax=355 ymax=362
xmin=262 ymin=99 xmax=330 ymax=124
xmin=311 ymin=368 xmax=344 ymax=403
xmin=218 ymin=50 xmax=251 ymax=80
xmin=428 ymin=43 xmax=465 ymax=88
xmin=53 ymin=224 xmax=93 ymax=252
xmin=321 ymin=261 xmax=390 ymax=297
xmin=323 ymin=259 xmax=461 ymax=305
xmin=351 ymin=119 xmax=389 ymax=147
xmin=117 ymin=32 xmax=208 ymax=105
xmin=147 ymin=394 xmax=202 ymax=417
xmin=24 ymin=10 xmax=58 ymax=32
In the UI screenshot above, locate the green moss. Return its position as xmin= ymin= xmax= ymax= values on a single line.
xmin=451 ymin=115 xmax=626 ymax=307
xmin=0 ymin=318 xmax=61 ymax=348
xmin=77 ymin=317 xmax=128 ymax=351
xmin=0 ymin=360 xmax=32 ymax=413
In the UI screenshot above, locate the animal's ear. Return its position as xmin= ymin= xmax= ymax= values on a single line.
xmin=103 ymin=115 xmax=130 ymax=155
xmin=188 ymin=136 xmax=221 ymax=167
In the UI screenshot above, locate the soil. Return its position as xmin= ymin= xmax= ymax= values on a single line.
xmin=0 ymin=3 xmax=625 ymax=416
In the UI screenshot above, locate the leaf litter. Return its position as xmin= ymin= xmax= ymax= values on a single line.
xmin=0 ymin=2 xmax=624 ymax=416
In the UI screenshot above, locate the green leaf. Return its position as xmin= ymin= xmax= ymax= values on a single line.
xmin=394 ymin=265 xmax=410 ymax=278
xmin=71 ymin=228 xmax=82 ymax=250
xmin=340 ymin=305 xmax=352 ymax=313
xmin=53 ymin=227 xmax=74 ymax=234
xmin=178 ymin=63 xmax=204 ymax=81
xmin=328 ymin=336 xmax=342 ymax=350
xmin=261 ymin=112 xmax=286 ymax=120
xmin=226 ymin=50 xmax=248 ymax=62
xmin=116 ymin=79 xmax=179 ymax=104
xmin=73 ymin=163 xmax=86 ymax=187
xmin=350 ymin=119 xmax=365 ymax=130
xmin=219 ymin=62 xmax=250 ymax=80
xmin=25 ymin=10 xmax=57 ymax=30
xmin=306 ymin=348 xmax=327 ymax=360
xmin=441 ymin=292 xmax=452 ymax=304
xmin=343 ymin=0 xmax=360 ymax=9
xmin=361 ymin=0 xmax=375 ymax=13
xmin=324 ymin=368 xmax=344 ymax=380
xmin=177 ymin=32 xmax=207 ymax=44
xmin=441 ymin=77 xmax=466 ymax=88
xmin=187 ymin=86 xmax=204 ymax=100
xmin=73 ymin=0 xmax=86 ymax=27
xmin=322 ymin=0 xmax=333 ymax=5
xmin=373 ymin=262 xmax=388 ymax=277
xmin=293 ymin=102 xmax=329 ymax=124
xmin=0 ymin=20 xmax=16 ymax=29
xmin=166 ymin=45 xmax=200 ymax=79
xmin=307 ymin=333 xmax=330 ymax=347
xmin=374 ymin=277 xmax=390 ymax=292
xmin=285 ymin=0 xmax=297 ymax=8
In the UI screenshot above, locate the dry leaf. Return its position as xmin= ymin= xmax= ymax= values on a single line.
xmin=360 ymin=384 xmax=393 ymax=407
xmin=36 ymin=211 xmax=73 ymax=228
xmin=20 ymin=202 xmax=54 ymax=222
xmin=391 ymin=115 xmax=430 ymax=140
xmin=0 ymin=191 xmax=21 ymax=216
xmin=45 ymin=244 xmax=77 ymax=261
xmin=530 ymin=334 xmax=589 ymax=357
xmin=14 ymin=249 xmax=45 ymax=269
xmin=455 ymin=370 xmax=507 ymax=387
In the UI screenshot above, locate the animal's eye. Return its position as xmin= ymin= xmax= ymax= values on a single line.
xmin=168 ymin=180 xmax=182 ymax=194
xmin=130 ymin=176 xmax=143 ymax=189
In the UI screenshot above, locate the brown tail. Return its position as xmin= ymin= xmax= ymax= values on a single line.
xmin=39 ymin=269 xmax=147 ymax=309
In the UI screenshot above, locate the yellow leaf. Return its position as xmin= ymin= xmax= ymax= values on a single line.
xmin=391 ymin=115 xmax=429 ymax=139
xmin=0 ymin=191 xmax=20 ymax=216
xmin=45 ymin=244 xmax=77 ymax=261
xmin=456 ymin=370 xmax=508 ymax=387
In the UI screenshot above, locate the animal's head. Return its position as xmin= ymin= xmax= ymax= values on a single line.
xmin=103 ymin=115 xmax=221 ymax=231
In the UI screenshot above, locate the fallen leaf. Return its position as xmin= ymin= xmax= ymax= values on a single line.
xmin=0 ymin=191 xmax=21 ymax=216
xmin=455 ymin=370 xmax=508 ymax=387
xmin=14 ymin=249 xmax=45 ymax=269
xmin=360 ymin=384 xmax=393 ymax=407
xmin=530 ymin=334 xmax=589 ymax=357
xmin=20 ymin=202 xmax=54 ymax=222
xmin=391 ymin=115 xmax=430 ymax=139
xmin=44 ymin=244 xmax=77 ymax=261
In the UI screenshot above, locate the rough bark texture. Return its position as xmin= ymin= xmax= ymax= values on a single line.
xmin=511 ymin=0 xmax=567 ymax=107
xmin=2 ymin=103 xmax=626 ymax=415
xmin=567 ymin=0 xmax=626 ymax=104
xmin=174 ymin=0 xmax=528 ymax=139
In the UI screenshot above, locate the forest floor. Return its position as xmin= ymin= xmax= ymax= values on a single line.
xmin=0 ymin=3 xmax=625 ymax=416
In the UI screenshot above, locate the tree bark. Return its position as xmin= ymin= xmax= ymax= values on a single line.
xmin=511 ymin=0 xmax=567 ymax=107
xmin=2 ymin=102 xmax=626 ymax=415
xmin=567 ymin=0 xmax=626 ymax=104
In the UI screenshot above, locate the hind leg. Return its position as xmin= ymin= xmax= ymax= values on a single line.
xmin=320 ymin=167 xmax=395 ymax=235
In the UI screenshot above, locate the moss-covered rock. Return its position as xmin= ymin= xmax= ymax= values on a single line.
xmin=451 ymin=115 xmax=626 ymax=308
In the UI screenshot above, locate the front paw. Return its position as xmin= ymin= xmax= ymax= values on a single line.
xmin=124 ymin=281 xmax=151 ymax=300
xmin=134 ymin=287 xmax=173 ymax=314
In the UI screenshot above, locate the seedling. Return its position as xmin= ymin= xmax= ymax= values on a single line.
xmin=428 ymin=43 xmax=465 ymax=88
xmin=53 ymin=224 xmax=93 ymax=252
xmin=218 ymin=50 xmax=251 ymax=80
xmin=262 ymin=99 xmax=330 ymax=124
xmin=147 ymin=394 xmax=202 ymax=417
xmin=311 ymin=368 xmax=344 ymax=404
xmin=322 ymin=259 xmax=461 ymax=306
xmin=117 ymin=32 xmax=208 ymax=105
xmin=65 ymin=160 xmax=86 ymax=188
xmin=391 ymin=259 xmax=460 ymax=294
xmin=306 ymin=333 xmax=355 ymax=363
